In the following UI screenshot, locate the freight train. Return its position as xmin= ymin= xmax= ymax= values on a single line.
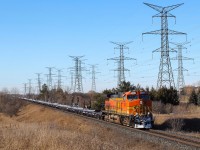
xmin=22 ymin=90 xmax=153 ymax=129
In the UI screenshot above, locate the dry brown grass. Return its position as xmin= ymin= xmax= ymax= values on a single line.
xmin=154 ymin=104 xmax=200 ymax=121
xmin=0 ymin=104 xmax=163 ymax=150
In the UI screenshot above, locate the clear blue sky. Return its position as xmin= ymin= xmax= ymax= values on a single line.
xmin=0 ymin=0 xmax=200 ymax=93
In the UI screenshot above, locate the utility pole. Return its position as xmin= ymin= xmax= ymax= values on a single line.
xmin=108 ymin=41 xmax=136 ymax=87
xmin=36 ymin=73 xmax=42 ymax=93
xmin=143 ymin=3 xmax=186 ymax=89
xmin=69 ymin=56 xmax=86 ymax=93
xmin=46 ymin=67 xmax=54 ymax=90
xmin=171 ymin=42 xmax=194 ymax=93
xmin=89 ymin=64 xmax=100 ymax=92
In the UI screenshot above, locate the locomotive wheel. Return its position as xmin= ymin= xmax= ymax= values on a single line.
xmin=119 ymin=116 xmax=123 ymax=125
xmin=119 ymin=116 xmax=129 ymax=126
xmin=123 ymin=117 xmax=129 ymax=126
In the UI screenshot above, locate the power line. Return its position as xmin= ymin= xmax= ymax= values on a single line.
xmin=108 ymin=41 xmax=136 ymax=87
xmin=143 ymin=3 xmax=187 ymax=89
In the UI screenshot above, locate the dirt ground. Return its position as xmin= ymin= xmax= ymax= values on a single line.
xmin=0 ymin=103 xmax=164 ymax=150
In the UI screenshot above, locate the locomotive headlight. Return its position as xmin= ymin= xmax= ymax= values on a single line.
xmin=140 ymin=100 xmax=143 ymax=105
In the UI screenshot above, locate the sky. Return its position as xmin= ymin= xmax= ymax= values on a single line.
xmin=0 ymin=0 xmax=200 ymax=93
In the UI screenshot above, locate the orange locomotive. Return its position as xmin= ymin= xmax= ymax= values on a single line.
xmin=104 ymin=90 xmax=153 ymax=128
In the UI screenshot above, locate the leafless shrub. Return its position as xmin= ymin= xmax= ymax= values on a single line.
xmin=152 ymin=101 xmax=173 ymax=114
xmin=165 ymin=104 xmax=173 ymax=114
xmin=169 ymin=117 xmax=185 ymax=131
xmin=186 ymin=103 xmax=200 ymax=114
xmin=0 ymin=94 xmax=26 ymax=117
xmin=172 ymin=105 xmax=183 ymax=114
xmin=152 ymin=101 xmax=162 ymax=113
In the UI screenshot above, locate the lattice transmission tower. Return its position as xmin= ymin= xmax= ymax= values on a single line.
xmin=23 ymin=83 xmax=27 ymax=95
xmin=171 ymin=42 xmax=194 ymax=93
xmin=89 ymin=64 xmax=99 ymax=92
xmin=28 ymin=79 xmax=32 ymax=95
xmin=70 ymin=71 xmax=74 ymax=91
xmin=46 ymin=67 xmax=54 ymax=90
xmin=45 ymin=74 xmax=49 ymax=87
xmin=143 ymin=3 xmax=186 ymax=89
xmin=36 ymin=73 xmax=42 ymax=93
xmin=108 ymin=41 xmax=136 ymax=87
xmin=69 ymin=56 xmax=86 ymax=93
xmin=55 ymin=69 xmax=65 ymax=89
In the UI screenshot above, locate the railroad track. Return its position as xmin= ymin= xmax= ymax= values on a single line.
xmin=103 ymin=120 xmax=200 ymax=149
xmin=149 ymin=129 xmax=200 ymax=148
xmin=21 ymin=98 xmax=200 ymax=149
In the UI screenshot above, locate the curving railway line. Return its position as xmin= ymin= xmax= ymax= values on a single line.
xmin=21 ymin=97 xmax=200 ymax=150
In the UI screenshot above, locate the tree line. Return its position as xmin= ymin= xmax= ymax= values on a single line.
xmin=0 ymin=81 xmax=199 ymax=118
xmin=22 ymin=81 xmax=200 ymax=111
xmin=102 ymin=81 xmax=200 ymax=106
xmin=1 ymin=81 xmax=200 ymax=114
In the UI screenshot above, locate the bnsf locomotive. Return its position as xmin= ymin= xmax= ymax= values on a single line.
xmin=103 ymin=90 xmax=153 ymax=129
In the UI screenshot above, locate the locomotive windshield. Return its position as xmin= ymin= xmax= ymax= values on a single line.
xmin=140 ymin=94 xmax=149 ymax=100
xmin=127 ymin=95 xmax=138 ymax=100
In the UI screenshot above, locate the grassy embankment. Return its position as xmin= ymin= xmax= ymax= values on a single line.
xmin=0 ymin=95 xmax=163 ymax=150
xmin=0 ymin=94 xmax=199 ymax=149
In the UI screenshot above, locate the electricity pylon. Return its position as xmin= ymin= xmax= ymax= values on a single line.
xmin=23 ymin=83 xmax=27 ymax=95
xmin=171 ymin=42 xmax=194 ymax=93
xmin=143 ymin=3 xmax=186 ymax=89
xmin=70 ymin=71 xmax=74 ymax=91
xmin=36 ymin=73 xmax=42 ymax=93
xmin=69 ymin=56 xmax=85 ymax=93
xmin=46 ymin=67 xmax=54 ymax=90
xmin=55 ymin=69 xmax=65 ymax=89
xmin=89 ymin=64 xmax=100 ymax=92
xmin=44 ymin=74 xmax=49 ymax=87
xmin=108 ymin=41 xmax=136 ymax=87
xmin=28 ymin=79 xmax=32 ymax=95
